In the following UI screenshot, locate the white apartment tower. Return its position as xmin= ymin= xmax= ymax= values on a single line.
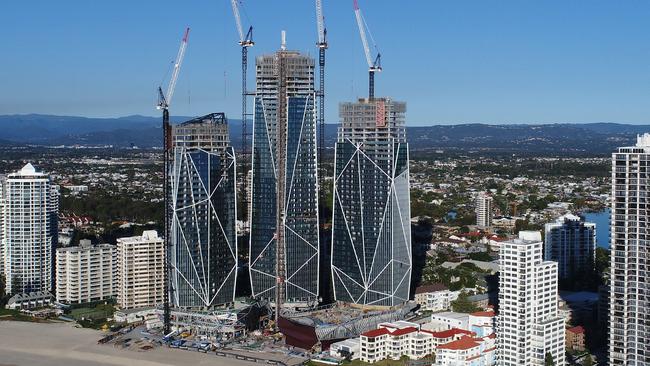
xmin=56 ymin=239 xmax=116 ymax=304
xmin=3 ymin=163 xmax=58 ymax=295
xmin=497 ymin=231 xmax=565 ymax=366
xmin=116 ymin=231 xmax=165 ymax=309
xmin=609 ymin=134 xmax=650 ymax=365
xmin=476 ymin=192 xmax=493 ymax=228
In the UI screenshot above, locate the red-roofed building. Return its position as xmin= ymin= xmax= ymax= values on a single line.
xmin=360 ymin=322 xmax=442 ymax=363
xmin=566 ymin=326 xmax=586 ymax=352
xmin=434 ymin=335 xmax=496 ymax=366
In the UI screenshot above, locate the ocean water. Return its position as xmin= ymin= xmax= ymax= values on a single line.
xmin=584 ymin=208 xmax=611 ymax=249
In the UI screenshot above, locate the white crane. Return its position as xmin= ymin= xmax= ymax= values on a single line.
xmin=157 ymin=26 xmax=189 ymax=335
xmin=158 ymin=27 xmax=190 ymax=110
xmin=353 ymin=0 xmax=381 ymax=99
xmin=315 ymin=0 xmax=327 ymax=197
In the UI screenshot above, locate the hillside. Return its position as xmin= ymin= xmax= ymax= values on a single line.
xmin=0 ymin=114 xmax=647 ymax=154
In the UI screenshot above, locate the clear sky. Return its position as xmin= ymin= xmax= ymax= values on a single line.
xmin=1 ymin=0 xmax=649 ymax=125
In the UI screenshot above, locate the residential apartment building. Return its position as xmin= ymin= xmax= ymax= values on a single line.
xmin=544 ymin=213 xmax=596 ymax=280
xmin=2 ymin=163 xmax=58 ymax=295
xmin=609 ymin=134 xmax=650 ymax=365
xmin=565 ymin=326 xmax=586 ymax=352
xmin=116 ymin=231 xmax=164 ymax=309
xmin=475 ymin=192 xmax=493 ymax=229
xmin=435 ymin=334 xmax=496 ymax=366
xmin=497 ymin=231 xmax=565 ymax=366
xmin=55 ymin=240 xmax=116 ymax=304
xmin=169 ymin=113 xmax=237 ymax=308
xmin=249 ymin=44 xmax=319 ymax=304
xmin=414 ymin=283 xmax=459 ymax=312
xmin=359 ymin=320 xmax=497 ymax=365
xmin=331 ymin=97 xmax=411 ymax=306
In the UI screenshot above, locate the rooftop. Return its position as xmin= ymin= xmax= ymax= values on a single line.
xmin=567 ymin=325 xmax=585 ymax=334
xmin=436 ymin=336 xmax=480 ymax=350
xmin=415 ymin=283 xmax=448 ymax=294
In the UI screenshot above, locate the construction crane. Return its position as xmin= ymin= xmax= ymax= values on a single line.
xmin=230 ymin=0 xmax=254 ymax=223
xmin=353 ymin=0 xmax=381 ymax=100
xmin=156 ymin=26 xmax=190 ymax=334
xmin=315 ymin=0 xmax=327 ymax=222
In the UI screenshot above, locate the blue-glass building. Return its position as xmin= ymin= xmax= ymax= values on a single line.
xmin=169 ymin=113 xmax=237 ymax=309
xmin=249 ymin=49 xmax=320 ymax=304
xmin=331 ymin=98 xmax=411 ymax=307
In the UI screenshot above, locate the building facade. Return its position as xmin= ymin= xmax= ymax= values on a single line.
xmin=475 ymin=192 xmax=493 ymax=229
xmin=249 ymin=46 xmax=319 ymax=304
xmin=609 ymin=134 xmax=650 ymax=365
xmin=331 ymin=97 xmax=411 ymax=306
xmin=497 ymin=232 xmax=565 ymax=366
xmin=55 ymin=239 xmax=116 ymax=304
xmin=169 ymin=113 xmax=238 ymax=309
xmin=116 ymin=231 xmax=165 ymax=309
xmin=414 ymin=284 xmax=459 ymax=312
xmin=3 ymin=164 xmax=58 ymax=295
xmin=544 ymin=213 xmax=596 ymax=280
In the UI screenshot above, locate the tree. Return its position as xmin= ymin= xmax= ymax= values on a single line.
xmin=545 ymin=352 xmax=555 ymax=366
xmin=451 ymin=291 xmax=480 ymax=313
xmin=583 ymin=354 xmax=594 ymax=366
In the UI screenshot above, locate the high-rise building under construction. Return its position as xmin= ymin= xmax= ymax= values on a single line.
xmin=331 ymin=97 xmax=411 ymax=306
xmin=169 ymin=113 xmax=238 ymax=309
xmin=249 ymin=43 xmax=320 ymax=305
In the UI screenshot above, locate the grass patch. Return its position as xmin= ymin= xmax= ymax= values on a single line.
xmin=69 ymin=303 xmax=115 ymax=321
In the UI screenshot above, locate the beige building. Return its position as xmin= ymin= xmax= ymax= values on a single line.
xmin=56 ymin=240 xmax=116 ymax=304
xmin=116 ymin=231 xmax=165 ymax=309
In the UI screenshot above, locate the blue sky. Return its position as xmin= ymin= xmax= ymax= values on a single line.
xmin=1 ymin=0 xmax=649 ymax=125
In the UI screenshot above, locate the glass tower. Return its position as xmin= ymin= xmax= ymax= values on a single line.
xmin=249 ymin=48 xmax=320 ymax=304
xmin=169 ymin=113 xmax=237 ymax=309
xmin=331 ymin=98 xmax=411 ymax=306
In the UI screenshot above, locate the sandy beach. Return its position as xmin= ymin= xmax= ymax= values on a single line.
xmin=0 ymin=321 xmax=278 ymax=366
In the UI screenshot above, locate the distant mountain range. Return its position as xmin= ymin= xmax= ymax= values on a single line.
xmin=0 ymin=114 xmax=647 ymax=154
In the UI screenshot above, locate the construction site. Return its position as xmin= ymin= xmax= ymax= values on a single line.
xmin=149 ymin=0 xmax=414 ymax=360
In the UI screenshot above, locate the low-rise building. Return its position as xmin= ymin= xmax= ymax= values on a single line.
xmin=566 ymin=326 xmax=586 ymax=352
xmin=6 ymin=291 xmax=53 ymax=310
xmin=116 ymin=231 xmax=164 ymax=309
xmin=330 ymin=338 xmax=361 ymax=360
xmin=414 ymin=283 xmax=460 ymax=312
xmin=435 ymin=334 xmax=496 ymax=366
xmin=360 ymin=321 xmax=474 ymax=363
xmin=56 ymin=240 xmax=116 ymax=304
xmin=430 ymin=312 xmax=469 ymax=331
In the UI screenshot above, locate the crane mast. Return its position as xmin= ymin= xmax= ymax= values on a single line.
xmin=230 ymin=0 xmax=254 ymax=228
xmin=353 ymin=0 xmax=381 ymax=99
xmin=157 ymin=27 xmax=190 ymax=334
xmin=315 ymin=0 xmax=327 ymax=226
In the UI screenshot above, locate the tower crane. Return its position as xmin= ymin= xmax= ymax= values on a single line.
xmin=315 ymin=0 xmax=327 ymax=218
xmin=156 ymin=26 xmax=190 ymax=334
xmin=353 ymin=0 xmax=381 ymax=100
xmin=230 ymin=0 xmax=254 ymax=223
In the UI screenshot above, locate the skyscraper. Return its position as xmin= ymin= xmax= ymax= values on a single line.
xmin=169 ymin=113 xmax=237 ymax=308
xmin=609 ymin=134 xmax=650 ymax=365
xmin=544 ymin=213 xmax=596 ymax=281
xmin=3 ymin=163 xmax=58 ymax=295
xmin=476 ymin=192 xmax=493 ymax=229
xmin=331 ymin=97 xmax=411 ymax=306
xmin=497 ymin=231 xmax=565 ymax=366
xmin=249 ymin=44 xmax=319 ymax=305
